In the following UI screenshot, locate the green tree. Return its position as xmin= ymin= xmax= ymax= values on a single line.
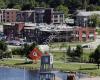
xmin=95 ymin=6 xmax=100 ymax=11
xmin=13 ymin=4 xmax=21 ymax=10
xmin=22 ymin=43 xmax=37 ymax=62
xmin=75 ymin=45 xmax=83 ymax=58
xmin=12 ymin=48 xmax=23 ymax=55
xmin=0 ymin=41 xmax=7 ymax=52
xmin=0 ymin=41 xmax=7 ymax=59
xmin=65 ymin=0 xmax=83 ymax=10
xmin=40 ymin=2 xmax=49 ymax=8
xmin=67 ymin=46 xmax=77 ymax=62
xmin=50 ymin=0 xmax=64 ymax=8
xmin=0 ymin=0 xmax=6 ymax=8
xmin=22 ymin=43 xmax=30 ymax=57
xmin=67 ymin=46 xmax=71 ymax=57
xmin=90 ymin=14 xmax=100 ymax=27
xmin=56 ymin=5 xmax=69 ymax=17
xmin=87 ymin=4 xmax=96 ymax=11
xmin=31 ymin=0 xmax=37 ymax=8
xmin=90 ymin=45 xmax=100 ymax=69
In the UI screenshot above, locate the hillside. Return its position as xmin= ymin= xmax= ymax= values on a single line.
xmin=1 ymin=0 xmax=100 ymax=14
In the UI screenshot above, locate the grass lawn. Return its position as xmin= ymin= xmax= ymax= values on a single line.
xmin=0 ymin=59 xmax=40 ymax=69
xmin=52 ymin=52 xmax=65 ymax=61
xmin=54 ymin=62 xmax=100 ymax=76
xmin=49 ymin=41 xmax=93 ymax=49
xmin=0 ymin=59 xmax=100 ymax=76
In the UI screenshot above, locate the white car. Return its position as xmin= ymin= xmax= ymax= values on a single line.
xmin=6 ymin=40 xmax=21 ymax=46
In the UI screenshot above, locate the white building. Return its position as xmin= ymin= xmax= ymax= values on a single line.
xmin=75 ymin=10 xmax=100 ymax=27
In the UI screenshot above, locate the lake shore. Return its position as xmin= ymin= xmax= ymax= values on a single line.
xmin=0 ymin=59 xmax=100 ymax=77
xmin=80 ymin=77 xmax=100 ymax=80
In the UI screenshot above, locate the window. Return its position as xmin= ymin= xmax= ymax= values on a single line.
xmin=7 ymin=16 xmax=9 ymax=18
xmin=7 ymin=20 xmax=9 ymax=22
xmin=54 ymin=20 xmax=58 ymax=22
xmin=7 ymin=12 xmax=9 ymax=14
xmin=3 ymin=19 xmax=5 ymax=22
xmin=54 ymin=15 xmax=58 ymax=18
xmin=60 ymin=15 xmax=63 ymax=18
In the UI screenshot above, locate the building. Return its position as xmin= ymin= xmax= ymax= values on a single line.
xmin=16 ymin=10 xmax=35 ymax=23
xmin=0 ymin=9 xmax=19 ymax=23
xmin=73 ymin=27 xmax=96 ymax=42
xmin=34 ymin=7 xmax=45 ymax=23
xmin=0 ymin=11 xmax=2 ymax=23
xmin=16 ymin=7 xmax=65 ymax=24
xmin=43 ymin=8 xmax=53 ymax=24
xmin=3 ymin=22 xmax=24 ymax=40
xmin=52 ymin=11 xmax=65 ymax=24
xmin=3 ymin=22 xmax=96 ymax=43
xmin=75 ymin=10 xmax=100 ymax=27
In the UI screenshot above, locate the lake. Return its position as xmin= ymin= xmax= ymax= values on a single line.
xmin=0 ymin=67 xmax=88 ymax=80
xmin=0 ymin=67 xmax=68 ymax=80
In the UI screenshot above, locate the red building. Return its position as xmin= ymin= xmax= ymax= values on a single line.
xmin=3 ymin=22 xmax=24 ymax=40
xmin=0 ymin=9 xmax=19 ymax=23
xmin=73 ymin=27 xmax=96 ymax=42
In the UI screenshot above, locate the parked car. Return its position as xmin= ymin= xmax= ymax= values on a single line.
xmin=82 ymin=45 xmax=90 ymax=48
xmin=6 ymin=40 xmax=21 ymax=46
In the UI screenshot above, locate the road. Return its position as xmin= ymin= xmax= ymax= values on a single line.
xmin=7 ymin=35 xmax=100 ymax=52
xmin=82 ymin=35 xmax=100 ymax=49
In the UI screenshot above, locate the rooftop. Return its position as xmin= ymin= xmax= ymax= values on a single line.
xmin=77 ymin=11 xmax=100 ymax=16
xmin=1 ymin=8 xmax=19 ymax=11
xmin=3 ymin=22 xmax=74 ymax=32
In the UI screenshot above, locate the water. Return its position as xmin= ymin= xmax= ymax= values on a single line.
xmin=0 ymin=67 xmax=67 ymax=80
xmin=0 ymin=67 xmax=88 ymax=80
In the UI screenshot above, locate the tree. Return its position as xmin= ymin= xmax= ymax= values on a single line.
xmin=22 ymin=42 xmax=36 ymax=56
xmin=22 ymin=42 xmax=37 ymax=62
xmin=67 ymin=46 xmax=71 ymax=57
xmin=56 ymin=5 xmax=69 ymax=17
xmin=87 ymin=4 xmax=96 ymax=11
xmin=12 ymin=48 xmax=23 ymax=55
xmin=31 ymin=0 xmax=38 ymax=8
xmin=75 ymin=45 xmax=83 ymax=57
xmin=90 ymin=45 xmax=100 ymax=69
xmin=67 ymin=46 xmax=76 ymax=61
xmin=0 ymin=41 xmax=7 ymax=59
xmin=40 ymin=2 xmax=49 ymax=8
xmin=0 ymin=0 xmax=6 ymax=8
xmin=64 ymin=0 xmax=83 ymax=11
xmin=94 ymin=6 xmax=100 ymax=11
xmin=21 ymin=3 xmax=33 ymax=10
xmin=13 ymin=4 xmax=21 ymax=10
xmin=89 ymin=14 xmax=100 ymax=27
xmin=50 ymin=0 xmax=64 ymax=8
xmin=0 ymin=41 xmax=7 ymax=51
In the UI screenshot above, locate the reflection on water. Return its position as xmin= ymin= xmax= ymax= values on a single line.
xmin=0 ymin=67 xmax=67 ymax=80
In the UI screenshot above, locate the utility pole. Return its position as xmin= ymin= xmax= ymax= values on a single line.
xmin=83 ymin=0 xmax=87 ymax=11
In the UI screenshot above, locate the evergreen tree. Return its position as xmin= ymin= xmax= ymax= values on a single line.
xmin=75 ymin=45 xmax=83 ymax=58
xmin=90 ymin=45 xmax=100 ymax=69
